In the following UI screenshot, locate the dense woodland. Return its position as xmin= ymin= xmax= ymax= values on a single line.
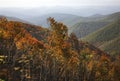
xmin=83 ymin=19 xmax=120 ymax=55
xmin=70 ymin=12 xmax=120 ymax=56
xmin=0 ymin=17 xmax=120 ymax=81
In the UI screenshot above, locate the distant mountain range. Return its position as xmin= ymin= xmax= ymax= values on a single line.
xmin=0 ymin=11 xmax=120 ymax=56
xmin=26 ymin=13 xmax=81 ymax=27
xmin=0 ymin=13 xmax=81 ymax=27
xmin=0 ymin=15 xmax=30 ymax=24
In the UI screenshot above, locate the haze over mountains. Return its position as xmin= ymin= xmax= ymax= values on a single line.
xmin=1 ymin=11 xmax=120 ymax=56
xmin=0 ymin=6 xmax=120 ymax=26
xmin=1 ymin=3 xmax=120 ymax=80
xmin=0 ymin=16 xmax=116 ymax=81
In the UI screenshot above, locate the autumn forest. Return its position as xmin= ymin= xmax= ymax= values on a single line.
xmin=0 ymin=14 xmax=120 ymax=81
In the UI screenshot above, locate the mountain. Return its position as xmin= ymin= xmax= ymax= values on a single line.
xmin=83 ymin=19 xmax=120 ymax=55
xmin=69 ymin=12 xmax=120 ymax=38
xmin=0 ymin=15 xmax=30 ymax=24
xmin=100 ymin=36 xmax=120 ymax=55
xmin=102 ymin=12 xmax=120 ymax=22
xmin=69 ymin=21 xmax=109 ymax=38
xmin=0 ymin=17 xmax=47 ymax=50
xmin=1 ymin=17 xmax=115 ymax=81
xmin=26 ymin=13 xmax=80 ymax=27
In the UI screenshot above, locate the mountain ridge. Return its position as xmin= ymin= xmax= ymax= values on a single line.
xmin=69 ymin=12 xmax=120 ymax=38
xmin=83 ymin=19 xmax=120 ymax=55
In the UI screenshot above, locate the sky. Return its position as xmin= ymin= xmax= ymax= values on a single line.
xmin=0 ymin=0 xmax=120 ymax=8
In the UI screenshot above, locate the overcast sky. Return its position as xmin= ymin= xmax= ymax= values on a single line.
xmin=0 ymin=0 xmax=120 ymax=8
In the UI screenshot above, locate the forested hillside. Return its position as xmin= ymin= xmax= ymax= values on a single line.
xmin=0 ymin=17 xmax=120 ymax=81
xmin=69 ymin=21 xmax=109 ymax=38
xmin=69 ymin=12 xmax=120 ymax=38
xmin=83 ymin=19 xmax=120 ymax=55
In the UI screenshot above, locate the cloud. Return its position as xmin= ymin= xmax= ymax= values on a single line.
xmin=0 ymin=0 xmax=120 ymax=8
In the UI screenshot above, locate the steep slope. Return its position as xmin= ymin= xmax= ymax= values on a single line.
xmin=70 ymin=12 xmax=120 ymax=38
xmin=83 ymin=19 xmax=120 ymax=55
xmin=69 ymin=21 xmax=109 ymax=38
xmin=100 ymin=36 xmax=120 ymax=55
xmin=11 ymin=21 xmax=49 ymax=41
xmin=102 ymin=12 xmax=120 ymax=22
xmin=0 ymin=17 xmax=48 ymax=53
